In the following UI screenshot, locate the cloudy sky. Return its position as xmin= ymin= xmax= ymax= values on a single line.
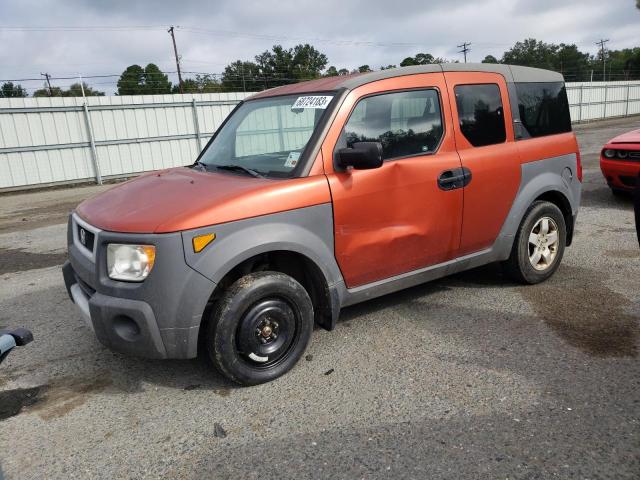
xmin=0 ymin=0 xmax=638 ymax=94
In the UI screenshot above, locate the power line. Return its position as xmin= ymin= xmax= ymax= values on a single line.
xmin=457 ymin=42 xmax=471 ymax=63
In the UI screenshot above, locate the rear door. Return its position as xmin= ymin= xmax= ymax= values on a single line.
xmin=444 ymin=72 xmax=521 ymax=255
xmin=322 ymin=73 xmax=464 ymax=288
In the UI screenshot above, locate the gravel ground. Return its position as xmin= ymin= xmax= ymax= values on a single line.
xmin=0 ymin=117 xmax=638 ymax=480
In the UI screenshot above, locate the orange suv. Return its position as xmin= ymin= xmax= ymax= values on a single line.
xmin=63 ymin=64 xmax=582 ymax=385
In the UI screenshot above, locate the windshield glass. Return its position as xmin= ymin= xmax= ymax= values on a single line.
xmin=198 ymin=94 xmax=334 ymax=177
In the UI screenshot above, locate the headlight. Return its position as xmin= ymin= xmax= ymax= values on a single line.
xmin=603 ymin=149 xmax=616 ymax=158
xmin=107 ymin=244 xmax=156 ymax=282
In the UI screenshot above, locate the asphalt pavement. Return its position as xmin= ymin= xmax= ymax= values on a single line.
xmin=0 ymin=116 xmax=638 ymax=479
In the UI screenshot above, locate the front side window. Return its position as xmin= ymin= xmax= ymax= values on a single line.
xmin=341 ymin=89 xmax=444 ymax=160
xmin=454 ymin=84 xmax=506 ymax=147
xmin=199 ymin=94 xmax=333 ymax=177
xmin=516 ymin=82 xmax=571 ymax=138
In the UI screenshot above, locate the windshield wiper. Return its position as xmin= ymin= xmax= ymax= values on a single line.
xmin=215 ymin=164 xmax=265 ymax=178
xmin=192 ymin=160 xmax=209 ymax=171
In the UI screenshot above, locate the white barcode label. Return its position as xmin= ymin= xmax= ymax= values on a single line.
xmin=292 ymin=95 xmax=333 ymax=110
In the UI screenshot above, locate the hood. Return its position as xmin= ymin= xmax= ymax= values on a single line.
xmin=609 ymin=129 xmax=640 ymax=144
xmin=76 ymin=167 xmax=330 ymax=233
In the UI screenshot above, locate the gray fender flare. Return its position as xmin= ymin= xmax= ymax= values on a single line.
xmin=181 ymin=205 xmax=346 ymax=327
xmin=494 ymin=155 xmax=581 ymax=260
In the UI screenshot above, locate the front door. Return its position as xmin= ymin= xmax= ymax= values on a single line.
xmin=322 ymin=73 xmax=464 ymax=288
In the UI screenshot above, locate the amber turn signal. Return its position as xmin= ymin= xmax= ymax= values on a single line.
xmin=192 ymin=233 xmax=216 ymax=253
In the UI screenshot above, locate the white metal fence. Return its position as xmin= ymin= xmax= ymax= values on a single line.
xmin=567 ymin=80 xmax=640 ymax=122
xmin=0 ymin=92 xmax=250 ymax=191
xmin=1 ymin=81 xmax=639 ymax=191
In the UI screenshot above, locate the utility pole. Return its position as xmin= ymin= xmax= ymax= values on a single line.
xmin=595 ymin=39 xmax=609 ymax=82
xmin=458 ymin=42 xmax=471 ymax=63
xmin=168 ymin=26 xmax=184 ymax=94
xmin=457 ymin=42 xmax=471 ymax=63
xmin=40 ymin=72 xmax=52 ymax=96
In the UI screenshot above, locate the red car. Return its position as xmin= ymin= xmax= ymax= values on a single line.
xmin=600 ymin=129 xmax=640 ymax=194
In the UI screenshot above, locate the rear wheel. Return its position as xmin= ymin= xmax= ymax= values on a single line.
xmin=503 ymin=201 xmax=566 ymax=284
xmin=206 ymin=271 xmax=313 ymax=386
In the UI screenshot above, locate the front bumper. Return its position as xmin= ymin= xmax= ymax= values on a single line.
xmin=63 ymin=214 xmax=215 ymax=359
xmin=600 ymin=158 xmax=640 ymax=191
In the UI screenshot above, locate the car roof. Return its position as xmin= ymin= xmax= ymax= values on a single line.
xmin=248 ymin=63 xmax=564 ymax=100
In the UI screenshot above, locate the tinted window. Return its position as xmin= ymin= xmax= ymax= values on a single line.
xmin=342 ymin=89 xmax=443 ymax=160
xmin=454 ymin=84 xmax=506 ymax=147
xmin=516 ymin=82 xmax=571 ymax=138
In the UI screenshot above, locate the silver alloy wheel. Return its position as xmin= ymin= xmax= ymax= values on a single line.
xmin=528 ymin=216 xmax=559 ymax=271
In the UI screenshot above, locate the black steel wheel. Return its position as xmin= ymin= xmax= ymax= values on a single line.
xmin=206 ymin=271 xmax=313 ymax=385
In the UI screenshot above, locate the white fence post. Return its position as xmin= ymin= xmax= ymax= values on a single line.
xmin=82 ymin=102 xmax=102 ymax=185
xmin=577 ymin=84 xmax=583 ymax=122
xmin=191 ymin=98 xmax=203 ymax=151
xmin=625 ymin=83 xmax=630 ymax=117
xmin=602 ymin=84 xmax=608 ymax=120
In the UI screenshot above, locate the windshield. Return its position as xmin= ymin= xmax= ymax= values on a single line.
xmin=198 ymin=94 xmax=335 ymax=178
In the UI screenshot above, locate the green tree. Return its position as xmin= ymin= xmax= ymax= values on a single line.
xmin=117 ymin=64 xmax=172 ymax=95
xmin=224 ymin=44 xmax=329 ymax=90
xmin=174 ymin=74 xmax=223 ymax=93
xmin=501 ymin=39 xmax=594 ymax=81
xmin=481 ymin=55 xmax=499 ymax=64
xmin=324 ymin=66 xmax=339 ymax=77
xmin=501 ymin=39 xmax=558 ymax=70
xmin=64 ymin=82 xmax=105 ymax=97
xmin=222 ymin=60 xmax=264 ymax=91
xmin=605 ymin=48 xmax=640 ymax=80
xmin=117 ymin=64 xmax=145 ymax=95
xmin=0 ymin=82 xmax=27 ymax=97
xmin=357 ymin=65 xmax=372 ymax=73
xmin=292 ymin=43 xmax=329 ymax=80
xmin=33 ymin=86 xmax=62 ymax=97
xmin=400 ymin=53 xmax=434 ymax=66
xmin=143 ymin=64 xmax=172 ymax=94
xmin=380 ymin=64 xmax=397 ymax=70
xmin=33 ymin=82 xmax=104 ymax=97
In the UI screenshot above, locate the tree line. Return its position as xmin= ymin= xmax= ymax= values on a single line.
xmin=1 ymin=38 xmax=639 ymax=98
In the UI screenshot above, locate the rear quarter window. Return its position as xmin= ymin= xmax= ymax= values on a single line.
xmin=516 ymin=82 xmax=571 ymax=139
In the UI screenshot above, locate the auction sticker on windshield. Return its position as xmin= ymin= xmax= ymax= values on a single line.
xmin=292 ymin=96 xmax=333 ymax=109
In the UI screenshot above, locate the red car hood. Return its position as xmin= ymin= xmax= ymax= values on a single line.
xmin=609 ymin=129 xmax=640 ymax=144
xmin=76 ymin=167 xmax=330 ymax=233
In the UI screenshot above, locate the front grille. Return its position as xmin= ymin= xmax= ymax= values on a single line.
xmin=628 ymin=151 xmax=640 ymax=161
xmin=620 ymin=175 xmax=638 ymax=187
xmin=76 ymin=223 xmax=95 ymax=254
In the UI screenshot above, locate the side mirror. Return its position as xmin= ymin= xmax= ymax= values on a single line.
xmin=336 ymin=142 xmax=383 ymax=171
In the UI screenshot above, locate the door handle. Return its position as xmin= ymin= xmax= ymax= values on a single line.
xmin=438 ymin=167 xmax=472 ymax=191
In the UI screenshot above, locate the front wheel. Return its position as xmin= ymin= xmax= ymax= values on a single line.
xmin=206 ymin=271 xmax=314 ymax=386
xmin=502 ymin=201 xmax=567 ymax=284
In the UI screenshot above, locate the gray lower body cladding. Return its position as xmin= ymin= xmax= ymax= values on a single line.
xmin=63 ymin=154 xmax=580 ymax=357
xmin=63 ymin=214 xmax=215 ymax=359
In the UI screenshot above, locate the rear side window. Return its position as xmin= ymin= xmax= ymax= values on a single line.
xmin=454 ymin=84 xmax=506 ymax=147
xmin=342 ymin=89 xmax=444 ymax=160
xmin=516 ymin=82 xmax=571 ymax=138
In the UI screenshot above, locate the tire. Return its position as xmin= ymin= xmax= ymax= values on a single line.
xmin=206 ymin=271 xmax=313 ymax=386
xmin=611 ymin=188 xmax=628 ymax=198
xmin=502 ymin=201 xmax=567 ymax=285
